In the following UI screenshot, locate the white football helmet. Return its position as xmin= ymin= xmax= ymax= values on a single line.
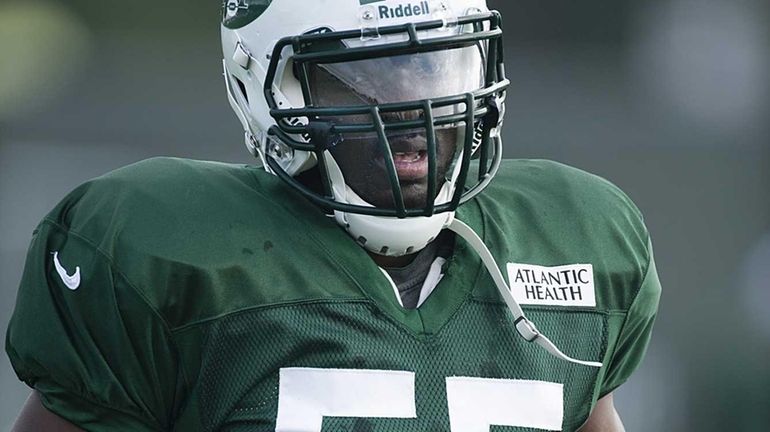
xmin=221 ymin=0 xmax=508 ymax=256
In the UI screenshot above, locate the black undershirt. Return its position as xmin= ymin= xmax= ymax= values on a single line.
xmin=383 ymin=231 xmax=455 ymax=309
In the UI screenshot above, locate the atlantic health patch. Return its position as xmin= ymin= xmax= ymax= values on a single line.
xmin=506 ymin=263 xmax=596 ymax=307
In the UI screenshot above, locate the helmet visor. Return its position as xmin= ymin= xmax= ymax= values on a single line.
xmin=308 ymin=45 xmax=486 ymax=126
xmin=313 ymin=45 xmax=483 ymax=101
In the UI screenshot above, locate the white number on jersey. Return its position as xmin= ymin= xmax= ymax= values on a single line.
xmin=275 ymin=368 xmax=563 ymax=431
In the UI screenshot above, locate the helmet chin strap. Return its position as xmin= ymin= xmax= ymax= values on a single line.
xmin=447 ymin=219 xmax=604 ymax=368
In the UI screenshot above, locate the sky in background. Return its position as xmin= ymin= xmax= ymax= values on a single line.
xmin=1 ymin=0 xmax=769 ymax=430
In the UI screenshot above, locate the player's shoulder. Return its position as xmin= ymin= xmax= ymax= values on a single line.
xmin=47 ymin=157 xmax=291 ymax=236
xmin=493 ymin=159 xmax=643 ymax=220
xmin=34 ymin=157 xmax=350 ymax=329
xmin=484 ymin=159 xmax=647 ymax=241
xmin=475 ymin=159 xmax=653 ymax=311
xmin=65 ymin=156 xmax=266 ymax=207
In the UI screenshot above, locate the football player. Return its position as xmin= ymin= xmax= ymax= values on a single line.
xmin=7 ymin=0 xmax=660 ymax=431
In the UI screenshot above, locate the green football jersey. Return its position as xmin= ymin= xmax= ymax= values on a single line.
xmin=6 ymin=157 xmax=660 ymax=432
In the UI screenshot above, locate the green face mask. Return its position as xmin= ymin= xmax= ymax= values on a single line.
xmin=264 ymin=11 xmax=508 ymax=219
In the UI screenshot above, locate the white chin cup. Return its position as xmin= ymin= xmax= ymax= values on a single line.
xmin=336 ymin=209 xmax=456 ymax=257
xmin=324 ymin=152 xmax=459 ymax=257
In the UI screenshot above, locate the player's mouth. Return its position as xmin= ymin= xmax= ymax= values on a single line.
xmin=374 ymin=134 xmax=431 ymax=181
xmin=390 ymin=150 xmax=428 ymax=181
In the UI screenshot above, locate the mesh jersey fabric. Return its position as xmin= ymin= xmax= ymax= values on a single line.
xmin=6 ymin=157 xmax=661 ymax=431
xmin=197 ymin=302 xmax=605 ymax=431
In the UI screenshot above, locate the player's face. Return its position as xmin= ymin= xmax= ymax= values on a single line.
xmin=309 ymin=67 xmax=459 ymax=209
xmin=307 ymin=47 xmax=484 ymax=209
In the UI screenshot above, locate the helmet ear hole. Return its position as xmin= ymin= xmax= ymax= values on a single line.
xmin=235 ymin=77 xmax=250 ymax=105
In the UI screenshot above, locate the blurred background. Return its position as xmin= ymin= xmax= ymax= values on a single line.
xmin=1 ymin=0 xmax=768 ymax=430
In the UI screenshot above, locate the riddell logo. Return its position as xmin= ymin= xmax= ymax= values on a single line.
xmin=375 ymin=1 xmax=431 ymax=19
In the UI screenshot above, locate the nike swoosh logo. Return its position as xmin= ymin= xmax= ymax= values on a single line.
xmin=53 ymin=251 xmax=81 ymax=290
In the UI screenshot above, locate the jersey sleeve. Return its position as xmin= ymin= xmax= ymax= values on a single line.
xmin=599 ymin=237 xmax=662 ymax=397
xmin=6 ymin=219 xmax=184 ymax=431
